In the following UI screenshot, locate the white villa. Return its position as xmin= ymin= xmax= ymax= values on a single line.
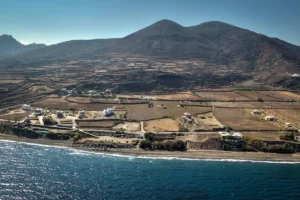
xmin=103 ymin=108 xmax=114 ymax=117
xmin=22 ymin=104 xmax=31 ymax=111
xmin=265 ymin=116 xmax=276 ymax=121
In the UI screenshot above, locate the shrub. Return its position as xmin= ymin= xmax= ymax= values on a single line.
xmin=144 ymin=132 xmax=155 ymax=142
xmin=139 ymin=140 xmax=152 ymax=149
xmin=45 ymin=132 xmax=59 ymax=140
xmin=223 ymin=143 xmax=233 ymax=151
xmin=43 ymin=117 xmax=58 ymax=125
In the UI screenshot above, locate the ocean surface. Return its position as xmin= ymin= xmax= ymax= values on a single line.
xmin=0 ymin=141 xmax=300 ymax=200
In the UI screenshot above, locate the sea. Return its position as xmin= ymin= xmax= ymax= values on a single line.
xmin=0 ymin=140 xmax=300 ymax=200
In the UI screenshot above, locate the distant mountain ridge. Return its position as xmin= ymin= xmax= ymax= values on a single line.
xmin=0 ymin=34 xmax=46 ymax=58
xmin=1 ymin=20 xmax=300 ymax=83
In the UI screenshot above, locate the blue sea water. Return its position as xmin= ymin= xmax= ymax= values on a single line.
xmin=0 ymin=141 xmax=300 ymax=200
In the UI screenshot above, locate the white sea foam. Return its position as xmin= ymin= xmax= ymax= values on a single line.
xmin=1 ymin=139 xmax=300 ymax=164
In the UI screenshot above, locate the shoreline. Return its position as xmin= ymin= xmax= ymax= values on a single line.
xmin=1 ymin=134 xmax=300 ymax=163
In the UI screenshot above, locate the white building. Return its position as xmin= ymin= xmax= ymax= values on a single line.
xmin=34 ymin=108 xmax=44 ymax=115
xmin=22 ymin=104 xmax=31 ymax=111
xmin=79 ymin=110 xmax=86 ymax=118
xmin=251 ymin=110 xmax=261 ymax=115
xmin=265 ymin=116 xmax=276 ymax=121
xmin=103 ymin=108 xmax=114 ymax=117
xmin=291 ymin=74 xmax=300 ymax=78
xmin=231 ymin=132 xmax=242 ymax=139
xmin=218 ymin=131 xmax=231 ymax=137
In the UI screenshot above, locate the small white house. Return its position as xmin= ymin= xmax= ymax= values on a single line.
xmin=218 ymin=131 xmax=231 ymax=137
xmin=79 ymin=110 xmax=86 ymax=118
xmin=115 ymin=99 xmax=121 ymax=103
xmin=251 ymin=110 xmax=261 ymax=115
xmin=265 ymin=116 xmax=276 ymax=121
xmin=22 ymin=104 xmax=31 ymax=111
xmin=285 ymin=123 xmax=292 ymax=127
xmin=34 ymin=108 xmax=44 ymax=115
xmin=103 ymin=108 xmax=114 ymax=117
xmin=232 ymin=132 xmax=242 ymax=139
xmin=291 ymin=74 xmax=300 ymax=78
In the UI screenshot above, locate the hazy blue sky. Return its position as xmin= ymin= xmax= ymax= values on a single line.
xmin=1 ymin=0 xmax=299 ymax=45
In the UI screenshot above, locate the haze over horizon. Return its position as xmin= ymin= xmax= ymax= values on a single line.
xmin=1 ymin=0 xmax=300 ymax=46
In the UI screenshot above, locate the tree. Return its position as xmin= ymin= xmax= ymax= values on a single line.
xmin=144 ymin=132 xmax=155 ymax=142
xmin=139 ymin=140 xmax=152 ymax=149
xmin=43 ymin=116 xmax=58 ymax=125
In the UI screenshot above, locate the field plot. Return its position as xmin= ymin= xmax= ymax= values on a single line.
xmin=242 ymin=132 xmax=285 ymax=141
xmin=117 ymin=92 xmax=201 ymax=100
xmin=67 ymin=97 xmax=91 ymax=103
xmin=278 ymin=91 xmax=300 ymax=100
xmin=214 ymin=108 xmax=281 ymax=130
xmin=262 ymin=109 xmax=300 ymax=128
xmin=0 ymin=111 xmax=28 ymax=121
xmin=76 ymin=121 xmax=115 ymax=129
xmin=235 ymin=91 xmax=279 ymax=101
xmin=144 ymin=119 xmax=179 ymax=132
xmin=196 ymin=112 xmax=223 ymax=129
xmin=30 ymin=85 xmax=54 ymax=93
xmin=113 ymin=122 xmax=140 ymax=132
xmin=0 ymin=79 xmax=23 ymax=84
xmin=257 ymin=91 xmax=294 ymax=100
xmin=32 ymin=98 xmax=115 ymax=111
xmin=195 ymin=92 xmax=249 ymax=101
xmin=125 ymin=102 xmax=211 ymax=121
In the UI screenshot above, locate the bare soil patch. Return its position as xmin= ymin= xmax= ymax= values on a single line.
xmin=144 ymin=118 xmax=179 ymax=132
xmin=32 ymin=98 xmax=115 ymax=111
xmin=242 ymin=132 xmax=285 ymax=141
xmin=195 ymin=92 xmax=249 ymax=101
xmin=117 ymin=92 xmax=201 ymax=100
xmin=235 ymin=91 xmax=279 ymax=101
xmin=279 ymin=91 xmax=300 ymax=100
xmin=76 ymin=121 xmax=115 ymax=129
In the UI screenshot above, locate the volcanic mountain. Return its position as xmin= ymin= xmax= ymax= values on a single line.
xmin=1 ymin=19 xmax=300 ymax=82
xmin=0 ymin=34 xmax=46 ymax=58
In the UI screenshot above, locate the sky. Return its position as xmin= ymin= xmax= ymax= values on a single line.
xmin=0 ymin=0 xmax=300 ymax=46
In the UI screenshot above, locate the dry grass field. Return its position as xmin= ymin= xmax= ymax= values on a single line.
xmin=214 ymin=108 xmax=281 ymax=130
xmin=0 ymin=79 xmax=23 ymax=84
xmin=113 ymin=122 xmax=140 ymax=132
xmin=211 ymin=101 xmax=300 ymax=109
xmin=32 ymin=98 xmax=114 ymax=111
xmin=257 ymin=91 xmax=293 ymax=100
xmin=67 ymin=97 xmax=91 ymax=103
xmin=278 ymin=91 xmax=300 ymax=100
xmin=235 ymin=91 xmax=279 ymax=101
xmin=262 ymin=109 xmax=300 ymax=128
xmin=117 ymin=92 xmax=201 ymax=100
xmin=125 ymin=102 xmax=211 ymax=121
xmin=30 ymin=85 xmax=54 ymax=93
xmin=76 ymin=120 xmax=115 ymax=129
xmin=144 ymin=118 xmax=179 ymax=132
xmin=0 ymin=112 xmax=28 ymax=121
xmin=195 ymin=92 xmax=249 ymax=101
xmin=242 ymin=132 xmax=285 ymax=141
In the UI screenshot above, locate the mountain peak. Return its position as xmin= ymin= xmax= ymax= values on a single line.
xmin=125 ymin=19 xmax=197 ymax=38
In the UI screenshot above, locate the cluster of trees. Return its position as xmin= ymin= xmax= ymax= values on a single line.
xmin=280 ymin=132 xmax=296 ymax=141
xmin=139 ymin=132 xmax=186 ymax=151
xmin=43 ymin=116 xmax=58 ymax=125
xmin=46 ymin=131 xmax=76 ymax=140
xmin=261 ymin=144 xmax=294 ymax=153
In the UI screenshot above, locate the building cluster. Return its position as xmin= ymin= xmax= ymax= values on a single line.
xmin=181 ymin=112 xmax=194 ymax=123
